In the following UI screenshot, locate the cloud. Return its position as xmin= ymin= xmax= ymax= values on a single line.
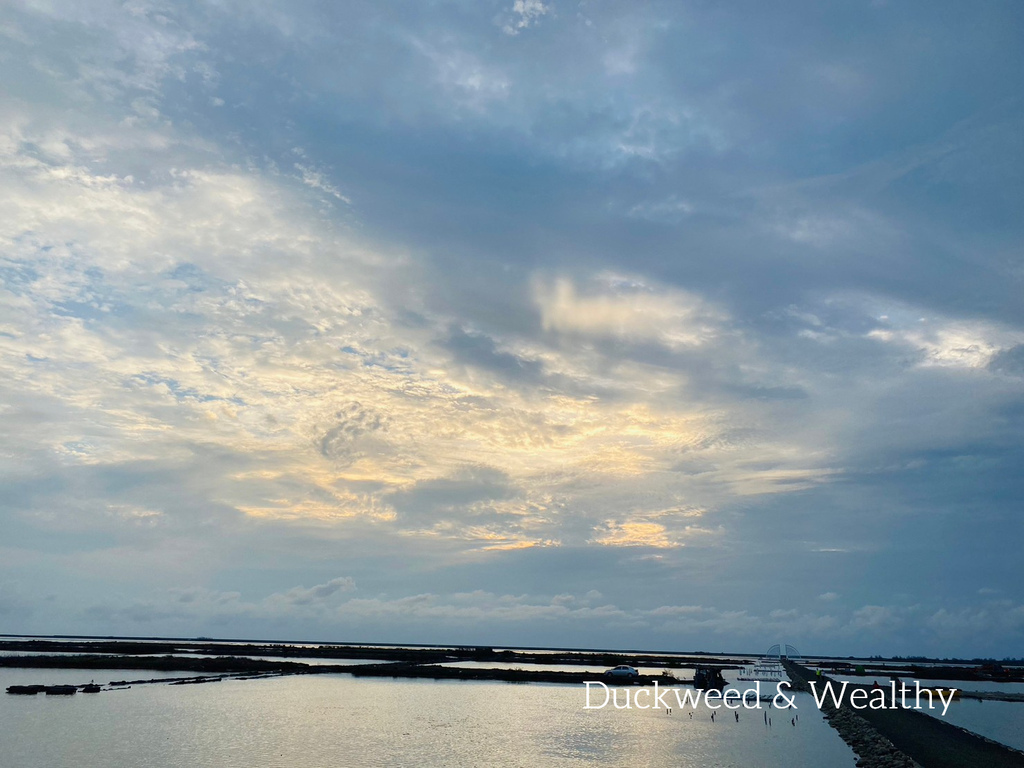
xmin=317 ymin=403 xmax=389 ymax=464
xmin=270 ymin=577 xmax=357 ymax=607
xmin=503 ymin=0 xmax=551 ymax=36
xmin=989 ymin=344 xmax=1024 ymax=377
xmin=850 ymin=605 xmax=901 ymax=632
xmin=441 ymin=325 xmax=546 ymax=383
xmin=1 ymin=0 xmax=1022 ymax=657
xmin=389 ymin=467 xmax=514 ymax=521
xmin=592 ymin=520 xmax=680 ymax=549
xmin=295 ymin=163 xmax=351 ymax=203
xmin=0 ymin=581 xmax=33 ymax=619
xmin=533 ymin=274 xmax=725 ymax=347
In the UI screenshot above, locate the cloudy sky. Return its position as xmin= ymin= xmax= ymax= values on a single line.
xmin=1 ymin=0 xmax=1022 ymax=658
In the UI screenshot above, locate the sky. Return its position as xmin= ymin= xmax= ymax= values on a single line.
xmin=1 ymin=0 xmax=1022 ymax=659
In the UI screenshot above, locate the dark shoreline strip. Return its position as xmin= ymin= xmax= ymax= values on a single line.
xmin=1 ymin=655 xmax=685 ymax=687
xmin=0 ymin=639 xmax=740 ymax=671
xmin=347 ymin=661 xmax=683 ymax=685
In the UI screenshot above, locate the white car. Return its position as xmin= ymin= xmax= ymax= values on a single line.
xmin=605 ymin=665 xmax=640 ymax=678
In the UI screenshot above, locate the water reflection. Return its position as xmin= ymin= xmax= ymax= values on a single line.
xmin=1 ymin=668 xmax=856 ymax=767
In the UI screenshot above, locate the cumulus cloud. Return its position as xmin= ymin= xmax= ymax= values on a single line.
xmin=533 ymin=274 xmax=725 ymax=347
xmin=268 ymin=577 xmax=356 ymax=607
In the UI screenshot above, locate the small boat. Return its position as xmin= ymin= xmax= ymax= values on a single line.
xmin=81 ymin=682 xmax=102 ymax=693
xmin=694 ymin=667 xmax=727 ymax=690
xmin=736 ymin=659 xmax=786 ymax=683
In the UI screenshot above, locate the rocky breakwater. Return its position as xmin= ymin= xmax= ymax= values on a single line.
xmin=823 ymin=703 xmax=920 ymax=768
xmin=783 ymin=660 xmax=919 ymax=768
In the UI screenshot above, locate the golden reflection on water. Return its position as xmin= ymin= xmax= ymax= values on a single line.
xmin=0 ymin=669 xmax=857 ymax=767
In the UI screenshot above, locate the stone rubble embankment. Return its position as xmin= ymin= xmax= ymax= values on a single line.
xmin=822 ymin=701 xmax=920 ymax=768
xmin=783 ymin=660 xmax=919 ymax=768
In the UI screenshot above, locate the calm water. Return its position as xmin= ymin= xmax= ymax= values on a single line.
xmin=829 ymin=673 xmax=1024 ymax=695
xmin=1 ymin=667 xmax=856 ymax=767
xmin=923 ymin=699 xmax=1024 ymax=753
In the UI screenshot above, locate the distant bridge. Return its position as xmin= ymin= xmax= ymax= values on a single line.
xmin=765 ymin=643 xmax=801 ymax=660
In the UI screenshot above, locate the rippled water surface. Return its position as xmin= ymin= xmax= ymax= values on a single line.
xmin=1 ymin=667 xmax=857 ymax=767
